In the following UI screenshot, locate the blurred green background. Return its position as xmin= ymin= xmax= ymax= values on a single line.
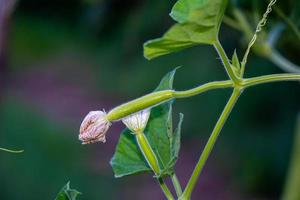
xmin=0 ymin=0 xmax=299 ymax=199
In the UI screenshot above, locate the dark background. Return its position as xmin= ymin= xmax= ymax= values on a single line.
xmin=0 ymin=0 xmax=299 ymax=199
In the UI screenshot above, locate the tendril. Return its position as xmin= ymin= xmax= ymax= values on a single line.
xmin=241 ymin=0 xmax=277 ymax=74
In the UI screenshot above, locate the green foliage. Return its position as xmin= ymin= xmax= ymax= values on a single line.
xmin=231 ymin=50 xmax=241 ymax=76
xmin=144 ymin=0 xmax=228 ymax=59
xmin=55 ymin=182 xmax=81 ymax=200
xmin=110 ymin=69 xmax=184 ymax=178
xmin=109 ymin=129 xmax=151 ymax=177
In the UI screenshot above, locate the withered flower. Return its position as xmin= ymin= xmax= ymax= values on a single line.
xmin=79 ymin=111 xmax=111 ymax=144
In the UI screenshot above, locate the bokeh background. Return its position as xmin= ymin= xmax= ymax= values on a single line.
xmin=0 ymin=0 xmax=299 ymax=199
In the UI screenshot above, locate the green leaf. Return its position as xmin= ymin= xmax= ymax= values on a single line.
xmin=110 ymin=129 xmax=151 ymax=177
xmin=55 ymin=182 xmax=81 ymax=200
xmin=110 ymin=68 xmax=183 ymax=178
xmin=231 ymin=50 xmax=241 ymax=76
xmin=144 ymin=0 xmax=228 ymax=60
xmin=171 ymin=113 xmax=184 ymax=161
xmin=160 ymin=113 xmax=184 ymax=175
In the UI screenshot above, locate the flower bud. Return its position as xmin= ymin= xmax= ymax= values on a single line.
xmin=79 ymin=111 xmax=111 ymax=144
xmin=122 ymin=109 xmax=150 ymax=133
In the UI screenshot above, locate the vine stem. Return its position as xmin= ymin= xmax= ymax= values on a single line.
xmin=243 ymin=73 xmax=300 ymax=88
xmin=179 ymin=88 xmax=242 ymax=200
xmin=107 ymin=74 xmax=300 ymax=122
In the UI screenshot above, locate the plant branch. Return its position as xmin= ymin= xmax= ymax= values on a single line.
xmin=243 ymin=73 xmax=300 ymax=88
xmin=213 ymin=40 xmax=241 ymax=84
xmin=179 ymin=88 xmax=242 ymax=200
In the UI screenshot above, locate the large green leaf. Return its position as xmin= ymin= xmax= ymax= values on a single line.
xmin=54 ymin=182 xmax=81 ymax=200
xmin=144 ymin=0 xmax=228 ymax=60
xmin=110 ymin=69 xmax=183 ymax=178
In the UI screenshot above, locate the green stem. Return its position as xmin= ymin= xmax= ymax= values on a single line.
xmin=179 ymin=88 xmax=242 ymax=200
xmin=135 ymin=133 xmax=174 ymax=200
xmin=213 ymin=40 xmax=241 ymax=84
xmin=243 ymin=73 xmax=300 ymax=88
xmin=0 ymin=147 xmax=23 ymax=153
xmin=171 ymin=173 xmax=183 ymax=197
xmin=174 ymin=80 xmax=233 ymax=98
xmin=158 ymin=178 xmax=175 ymax=200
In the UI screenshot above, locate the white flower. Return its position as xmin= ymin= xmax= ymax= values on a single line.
xmin=122 ymin=109 xmax=151 ymax=133
xmin=79 ymin=110 xmax=111 ymax=144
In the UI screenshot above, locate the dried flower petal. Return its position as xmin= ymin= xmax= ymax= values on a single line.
xmin=122 ymin=109 xmax=150 ymax=133
xmin=79 ymin=111 xmax=111 ymax=144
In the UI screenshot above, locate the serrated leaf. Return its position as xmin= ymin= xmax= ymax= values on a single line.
xmin=110 ymin=69 xmax=179 ymax=178
xmin=55 ymin=182 xmax=81 ymax=200
xmin=144 ymin=0 xmax=228 ymax=60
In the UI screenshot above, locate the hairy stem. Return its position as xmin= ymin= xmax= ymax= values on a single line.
xmin=179 ymin=88 xmax=242 ymax=200
xmin=213 ymin=40 xmax=241 ymax=84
